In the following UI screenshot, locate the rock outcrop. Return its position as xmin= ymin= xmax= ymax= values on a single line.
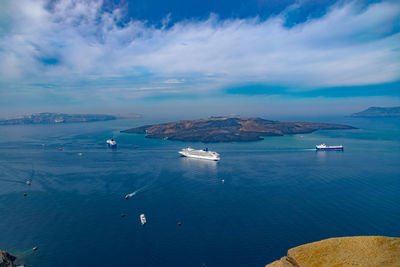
xmin=266 ymin=236 xmax=400 ymax=267
xmin=0 ymin=250 xmax=17 ymax=267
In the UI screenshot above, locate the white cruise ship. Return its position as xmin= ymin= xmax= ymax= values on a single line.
xmin=179 ymin=147 xmax=220 ymax=161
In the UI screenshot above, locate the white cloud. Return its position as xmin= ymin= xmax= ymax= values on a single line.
xmin=0 ymin=0 xmax=399 ymax=100
xmin=163 ymin=79 xmax=185 ymax=84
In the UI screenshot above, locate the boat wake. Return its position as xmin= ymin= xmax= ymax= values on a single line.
xmin=0 ymin=164 xmax=35 ymax=185
xmin=0 ymin=178 xmax=26 ymax=184
xmin=125 ymin=191 xmax=136 ymax=199
xmin=123 ymin=171 xmax=177 ymax=200
xmin=15 ymin=247 xmax=39 ymax=260
xmin=124 ymin=177 xmax=158 ymax=199
xmin=27 ymin=166 xmax=35 ymax=183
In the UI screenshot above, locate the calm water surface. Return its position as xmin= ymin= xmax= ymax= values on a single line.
xmin=0 ymin=117 xmax=399 ymax=266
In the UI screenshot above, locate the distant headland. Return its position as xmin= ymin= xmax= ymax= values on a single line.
xmin=121 ymin=117 xmax=356 ymax=142
xmin=351 ymin=106 xmax=400 ymax=117
xmin=0 ymin=112 xmax=118 ymax=125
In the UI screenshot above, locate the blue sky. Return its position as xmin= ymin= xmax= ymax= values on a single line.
xmin=0 ymin=0 xmax=399 ymax=117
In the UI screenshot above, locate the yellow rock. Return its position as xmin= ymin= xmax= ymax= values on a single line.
xmin=267 ymin=236 xmax=400 ymax=267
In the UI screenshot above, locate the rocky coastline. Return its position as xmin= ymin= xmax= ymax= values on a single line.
xmin=0 ymin=112 xmax=117 ymax=125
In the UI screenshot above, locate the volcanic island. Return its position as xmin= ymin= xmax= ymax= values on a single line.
xmin=121 ymin=117 xmax=356 ymax=143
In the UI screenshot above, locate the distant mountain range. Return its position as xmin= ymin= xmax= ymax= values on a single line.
xmin=122 ymin=117 xmax=356 ymax=142
xmin=0 ymin=112 xmax=117 ymax=125
xmin=351 ymin=106 xmax=400 ymax=117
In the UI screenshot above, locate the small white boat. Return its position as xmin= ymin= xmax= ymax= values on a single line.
xmin=140 ymin=214 xmax=147 ymax=225
xmin=125 ymin=192 xmax=135 ymax=199
xmin=106 ymin=139 xmax=117 ymax=148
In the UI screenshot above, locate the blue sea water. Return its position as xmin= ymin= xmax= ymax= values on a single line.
xmin=0 ymin=116 xmax=399 ymax=267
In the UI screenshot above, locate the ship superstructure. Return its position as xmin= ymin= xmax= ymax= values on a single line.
xmin=316 ymin=144 xmax=344 ymax=151
xmin=140 ymin=214 xmax=147 ymax=226
xmin=107 ymin=139 xmax=117 ymax=148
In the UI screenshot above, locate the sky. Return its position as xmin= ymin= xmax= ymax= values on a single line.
xmin=0 ymin=0 xmax=399 ymax=118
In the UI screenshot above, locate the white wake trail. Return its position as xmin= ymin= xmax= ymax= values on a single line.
xmin=124 ymin=176 xmax=159 ymax=199
xmin=125 ymin=191 xmax=137 ymax=199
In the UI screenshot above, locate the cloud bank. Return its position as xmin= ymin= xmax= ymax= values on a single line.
xmin=0 ymin=0 xmax=399 ymax=101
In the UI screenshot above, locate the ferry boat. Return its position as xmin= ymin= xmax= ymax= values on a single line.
xmin=106 ymin=139 xmax=117 ymax=148
xmin=140 ymin=214 xmax=147 ymax=225
xmin=179 ymin=147 xmax=220 ymax=161
xmin=316 ymin=144 xmax=344 ymax=151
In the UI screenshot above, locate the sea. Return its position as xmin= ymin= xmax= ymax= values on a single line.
xmin=0 ymin=116 xmax=399 ymax=266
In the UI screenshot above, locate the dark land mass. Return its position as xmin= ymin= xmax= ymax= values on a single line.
xmin=0 ymin=249 xmax=22 ymax=267
xmin=0 ymin=112 xmax=117 ymax=125
xmin=121 ymin=117 xmax=356 ymax=142
xmin=351 ymin=106 xmax=400 ymax=117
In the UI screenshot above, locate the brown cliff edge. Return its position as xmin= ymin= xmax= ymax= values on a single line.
xmin=266 ymin=236 xmax=400 ymax=267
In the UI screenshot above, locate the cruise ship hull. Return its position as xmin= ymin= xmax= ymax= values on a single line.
xmin=179 ymin=151 xmax=220 ymax=161
xmin=316 ymin=146 xmax=343 ymax=151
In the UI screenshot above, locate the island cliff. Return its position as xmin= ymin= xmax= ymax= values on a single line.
xmin=121 ymin=117 xmax=356 ymax=142
xmin=266 ymin=236 xmax=400 ymax=267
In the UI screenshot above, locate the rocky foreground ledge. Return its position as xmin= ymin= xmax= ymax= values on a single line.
xmin=0 ymin=249 xmax=25 ymax=267
xmin=266 ymin=236 xmax=400 ymax=267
